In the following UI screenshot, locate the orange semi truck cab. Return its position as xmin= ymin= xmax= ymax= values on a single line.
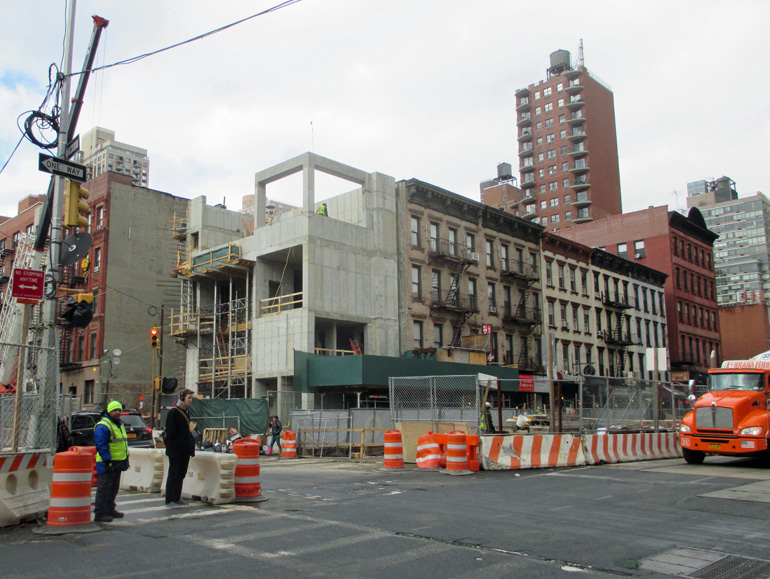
xmin=679 ymin=360 xmax=770 ymax=464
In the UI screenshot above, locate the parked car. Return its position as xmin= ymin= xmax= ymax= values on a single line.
xmin=69 ymin=410 xmax=154 ymax=448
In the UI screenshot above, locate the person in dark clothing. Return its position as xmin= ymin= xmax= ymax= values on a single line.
xmin=56 ymin=418 xmax=71 ymax=453
xmin=267 ymin=416 xmax=282 ymax=456
xmin=93 ymin=401 xmax=130 ymax=523
xmin=164 ymin=389 xmax=195 ymax=507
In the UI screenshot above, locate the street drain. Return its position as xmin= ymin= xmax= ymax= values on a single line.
xmin=692 ymin=555 xmax=770 ymax=579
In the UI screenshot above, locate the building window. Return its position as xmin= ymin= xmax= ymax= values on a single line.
xmin=431 ymin=269 xmax=441 ymax=301
xmin=546 ymin=261 xmax=553 ymax=286
xmin=433 ymin=323 xmax=443 ymax=349
xmin=544 ymin=87 xmax=552 ymax=96
xmin=617 ymin=243 xmax=627 ymax=259
xmin=558 ymin=264 xmax=565 ymax=289
xmin=560 ymin=303 xmax=568 ymax=329
xmin=466 ymin=233 xmax=475 ymax=253
xmin=550 ymin=197 xmax=558 ymax=206
xmin=411 ymin=266 xmax=421 ymax=299
xmin=96 ymin=206 xmax=104 ymax=229
xmin=634 ymin=240 xmax=645 ymax=258
xmin=551 ymin=214 xmax=560 ymax=224
xmin=448 ymin=228 xmax=457 ymax=256
xmin=569 ymin=268 xmax=576 ymax=292
xmin=413 ymin=321 xmax=423 ymax=349
xmin=488 ymin=283 xmax=497 ymax=311
xmin=429 ymin=222 xmax=439 ymax=252
xmin=410 ymin=216 xmax=420 ymax=247
xmin=500 ymin=244 xmax=509 ymax=272
xmin=468 ymin=278 xmax=478 ymax=310
xmin=89 ymin=333 xmax=97 ymax=360
xmin=93 ymin=247 xmax=102 ymax=273
xmin=548 ymin=301 xmax=555 ymax=327
xmin=584 ymin=308 xmax=590 ymax=333
xmin=505 ymin=334 xmax=514 ymax=366
xmin=84 ymin=380 xmax=95 ymax=404
xmin=544 ymin=102 xmax=553 ymax=112
xmin=485 ymin=239 xmax=494 ymax=268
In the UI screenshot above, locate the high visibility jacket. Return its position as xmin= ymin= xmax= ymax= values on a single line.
xmin=316 ymin=205 xmax=328 ymax=216
xmin=95 ymin=418 xmax=129 ymax=462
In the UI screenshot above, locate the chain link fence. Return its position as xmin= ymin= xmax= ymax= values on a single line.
xmin=0 ymin=342 xmax=59 ymax=452
xmin=389 ymin=374 xmax=697 ymax=436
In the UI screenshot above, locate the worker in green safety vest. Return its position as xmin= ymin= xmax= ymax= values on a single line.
xmin=93 ymin=400 xmax=130 ymax=523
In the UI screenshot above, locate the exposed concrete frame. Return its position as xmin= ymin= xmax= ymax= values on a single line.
xmin=254 ymin=152 xmax=369 ymax=228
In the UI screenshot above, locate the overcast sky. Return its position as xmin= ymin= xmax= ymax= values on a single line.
xmin=1 ymin=0 xmax=769 ymax=220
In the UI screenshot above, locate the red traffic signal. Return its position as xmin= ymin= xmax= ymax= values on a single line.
xmin=150 ymin=327 xmax=160 ymax=349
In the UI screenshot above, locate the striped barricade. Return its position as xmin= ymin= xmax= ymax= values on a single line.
xmin=481 ymin=434 xmax=585 ymax=471
xmin=120 ymin=448 xmax=165 ymax=493
xmin=0 ymin=452 xmax=52 ymax=527
xmin=583 ymin=432 xmax=682 ymax=465
xmin=162 ymin=452 xmax=237 ymax=505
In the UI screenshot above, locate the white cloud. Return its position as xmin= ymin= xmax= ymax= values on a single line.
xmin=1 ymin=0 xmax=768 ymax=220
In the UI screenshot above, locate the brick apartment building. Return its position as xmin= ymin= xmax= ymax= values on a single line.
xmin=556 ymin=206 xmax=720 ymax=383
xmin=505 ymin=49 xmax=622 ymax=230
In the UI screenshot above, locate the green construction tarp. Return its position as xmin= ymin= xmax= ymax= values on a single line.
xmin=188 ymin=398 xmax=268 ymax=436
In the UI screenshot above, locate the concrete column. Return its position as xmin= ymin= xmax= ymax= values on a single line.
xmin=255 ymin=181 xmax=267 ymax=229
xmin=303 ymin=158 xmax=315 ymax=212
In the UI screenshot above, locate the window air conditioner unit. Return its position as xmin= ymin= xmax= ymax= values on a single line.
xmin=469 ymin=252 xmax=480 ymax=262
xmin=489 ymin=306 xmax=497 ymax=314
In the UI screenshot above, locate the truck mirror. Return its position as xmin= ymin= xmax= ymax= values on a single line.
xmin=687 ymin=379 xmax=696 ymax=394
xmin=687 ymin=393 xmax=697 ymax=403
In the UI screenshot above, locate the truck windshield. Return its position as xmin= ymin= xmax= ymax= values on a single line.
xmin=709 ymin=373 xmax=765 ymax=391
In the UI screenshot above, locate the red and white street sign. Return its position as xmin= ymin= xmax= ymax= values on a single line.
xmin=11 ymin=269 xmax=45 ymax=304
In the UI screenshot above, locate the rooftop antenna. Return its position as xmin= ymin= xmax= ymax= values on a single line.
xmin=575 ymin=39 xmax=584 ymax=68
xmin=310 ymin=121 xmax=314 ymax=152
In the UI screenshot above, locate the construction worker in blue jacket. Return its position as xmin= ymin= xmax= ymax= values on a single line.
xmin=93 ymin=400 xmax=130 ymax=523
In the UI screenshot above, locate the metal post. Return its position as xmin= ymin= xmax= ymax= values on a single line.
xmin=547 ymin=333 xmax=555 ymax=432
xmin=653 ymin=348 xmax=660 ymax=430
xmin=11 ymin=306 xmax=32 ymax=451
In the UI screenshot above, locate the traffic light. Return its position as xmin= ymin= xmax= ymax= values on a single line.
xmin=64 ymin=180 xmax=89 ymax=229
xmin=150 ymin=327 xmax=160 ymax=349
xmin=60 ymin=293 xmax=93 ymax=328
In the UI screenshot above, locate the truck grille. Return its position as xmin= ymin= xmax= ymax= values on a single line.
xmin=695 ymin=406 xmax=733 ymax=430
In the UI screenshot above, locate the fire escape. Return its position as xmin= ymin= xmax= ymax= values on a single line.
xmin=428 ymin=239 xmax=479 ymax=347
xmin=502 ymin=258 xmax=543 ymax=372
xmin=600 ymin=289 xmax=634 ymax=377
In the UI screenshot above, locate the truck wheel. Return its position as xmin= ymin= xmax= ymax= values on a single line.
xmin=682 ymin=448 xmax=705 ymax=464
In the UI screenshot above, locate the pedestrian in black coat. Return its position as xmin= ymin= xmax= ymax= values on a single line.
xmin=164 ymin=389 xmax=195 ymax=507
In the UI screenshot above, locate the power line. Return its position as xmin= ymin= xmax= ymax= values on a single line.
xmin=69 ymin=0 xmax=306 ymax=78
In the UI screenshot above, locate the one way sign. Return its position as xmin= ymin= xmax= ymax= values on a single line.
xmin=38 ymin=153 xmax=87 ymax=182
xmin=12 ymin=269 xmax=45 ymax=304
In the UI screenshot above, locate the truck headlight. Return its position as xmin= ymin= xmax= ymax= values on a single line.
xmin=680 ymin=424 xmax=691 ymax=433
xmin=740 ymin=426 xmax=763 ymax=436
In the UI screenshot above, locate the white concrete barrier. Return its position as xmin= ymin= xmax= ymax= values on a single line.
xmin=0 ymin=452 xmax=52 ymax=527
xmin=120 ymin=448 xmax=165 ymax=493
xmin=161 ymin=453 xmax=237 ymax=505
xmin=583 ymin=432 xmax=682 ymax=465
xmin=481 ymin=434 xmax=585 ymax=470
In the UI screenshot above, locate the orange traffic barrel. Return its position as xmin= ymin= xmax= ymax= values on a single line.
xmin=47 ymin=448 xmax=94 ymax=527
xmin=415 ymin=434 xmax=441 ymax=469
xmin=281 ymin=430 xmax=297 ymax=458
xmin=441 ymin=431 xmax=473 ymax=476
xmin=232 ymin=439 xmax=268 ymax=503
xmin=381 ymin=430 xmax=405 ymax=470
xmin=70 ymin=446 xmax=97 ymax=487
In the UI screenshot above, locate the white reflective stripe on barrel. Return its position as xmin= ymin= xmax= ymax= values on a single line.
xmin=234 ymin=476 xmax=261 ymax=484
xmin=447 ymin=444 xmax=466 ymax=451
xmin=416 ymin=454 xmax=441 ymax=463
xmin=384 ymin=454 xmax=403 ymax=460
xmin=236 ymin=458 xmax=260 ymax=466
xmin=384 ymin=442 xmax=402 ymax=448
xmin=49 ymin=496 xmax=92 ymax=507
xmin=446 ymin=456 xmax=466 ymax=463
xmin=52 ymin=472 xmax=93 ymax=482
xmin=417 ymin=443 xmax=439 ymax=451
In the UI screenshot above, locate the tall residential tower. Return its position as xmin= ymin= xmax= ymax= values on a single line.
xmin=513 ymin=49 xmax=622 ymax=230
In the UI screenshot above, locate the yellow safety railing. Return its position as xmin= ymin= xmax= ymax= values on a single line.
xmin=258 ymin=291 xmax=303 ymax=317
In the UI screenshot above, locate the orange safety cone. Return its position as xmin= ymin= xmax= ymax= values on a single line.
xmin=441 ymin=431 xmax=473 ymax=476
xmin=46 ymin=448 xmax=100 ymax=530
xmin=232 ymin=439 xmax=268 ymax=503
xmin=281 ymin=430 xmax=297 ymax=458
xmin=415 ymin=434 xmax=442 ymax=469
xmin=381 ymin=430 xmax=405 ymax=470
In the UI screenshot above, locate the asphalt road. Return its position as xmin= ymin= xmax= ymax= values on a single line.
xmin=2 ymin=455 xmax=769 ymax=578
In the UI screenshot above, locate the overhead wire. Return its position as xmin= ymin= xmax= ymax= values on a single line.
xmin=69 ymin=0 xmax=306 ymax=78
